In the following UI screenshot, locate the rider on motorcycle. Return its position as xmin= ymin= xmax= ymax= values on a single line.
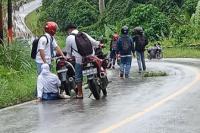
xmin=65 ymin=23 xmax=102 ymax=99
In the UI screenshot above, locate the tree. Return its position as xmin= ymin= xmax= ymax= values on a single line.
xmin=191 ymin=0 xmax=200 ymax=26
xmin=0 ymin=0 xmax=3 ymax=44
xmin=7 ymin=0 xmax=13 ymax=44
xmin=99 ymin=0 xmax=105 ymax=15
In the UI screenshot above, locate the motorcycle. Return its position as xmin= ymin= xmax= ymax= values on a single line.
xmin=55 ymin=56 xmax=76 ymax=96
xmin=147 ymin=48 xmax=163 ymax=60
xmin=82 ymin=55 xmax=109 ymax=100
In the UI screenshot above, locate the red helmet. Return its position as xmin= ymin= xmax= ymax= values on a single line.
xmin=44 ymin=21 xmax=58 ymax=36
xmin=113 ymin=33 xmax=119 ymax=41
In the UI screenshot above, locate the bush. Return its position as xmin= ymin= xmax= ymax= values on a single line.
xmin=122 ymin=4 xmax=170 ymax=40
xmin=40 ymin=0 xmax=98 ymax=30
xmin=0 ymin=42 xmax=33 ymax=72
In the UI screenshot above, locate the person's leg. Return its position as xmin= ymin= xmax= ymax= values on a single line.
xmin=120 ymin=57 xmax=126 ymax=78
xmin=141 ymin=52 xmax=146 ymax=71
xmin=36 ymin=63 xmax=43 ymax=75
xmin=136 ymin=51 xmax=142 ymax=72
xmin=75 ymin=63 xmax=83 ymax=98
xmin=125 ymin=57 xmax=132 ymax=78
xmin=112 ymin=50 xmax=117 ymax=68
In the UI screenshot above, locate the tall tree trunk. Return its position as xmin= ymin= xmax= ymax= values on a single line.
xmin=7 ymin=0 xmax=13 ymax=44
xmin=0 ymin=0 xmax=3 ymax=45
xmin=99 ymin=0 xmax=105 ymax=15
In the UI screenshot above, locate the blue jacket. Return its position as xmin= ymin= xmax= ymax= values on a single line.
xmin=117 ymin=35 xmax=134 ymax=56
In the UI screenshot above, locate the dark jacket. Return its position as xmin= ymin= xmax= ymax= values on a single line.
xmin=117 ymin=35 xmax=134 ymax=56
xmin=133 ymin=35 xmax=148 ymax=52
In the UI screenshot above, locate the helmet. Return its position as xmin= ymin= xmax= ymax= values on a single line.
xmin=121 ymin=26 xmax=129 ymax=35
xmin=133 ymin=26 xmax=144 ymax=35
xmin=44 ymin=21 xmax=58 ymax=36
xmin=113 ymin=33 xmax=119 ymax=41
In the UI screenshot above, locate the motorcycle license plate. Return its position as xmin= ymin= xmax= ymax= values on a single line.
xmin=83 ymin=68 xmax=97 ymax=76
xmin=60 ymin=72 xmax=67 ymax=81
xmin=57 ymin=68 xmax=68 ymax=74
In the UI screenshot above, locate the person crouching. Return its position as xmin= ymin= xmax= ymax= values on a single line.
xmin=37 ymin=64 xmax=69 ymax=101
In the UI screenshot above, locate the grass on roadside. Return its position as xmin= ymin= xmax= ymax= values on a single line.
xmin=25 ymin=9 xmax=43 ymax=36
xmin=143 ymin=71 xmax=168 ymax=77
xmin=163 ymin=48 xmax=200 ymax=58
xmin=0 ymin=42 xmax=36 ymax=109
xmin=0 ymin=66 xmax=36 ymax=108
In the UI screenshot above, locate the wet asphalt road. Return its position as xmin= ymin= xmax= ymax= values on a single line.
xmin=1 ymin=59 xmax=200 ymax=133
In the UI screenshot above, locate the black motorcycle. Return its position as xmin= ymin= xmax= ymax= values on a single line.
xmin=56 ymin=56 xmax=76 ymax=96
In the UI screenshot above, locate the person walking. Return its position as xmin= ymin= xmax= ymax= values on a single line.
xmin=132 ymin=27 xmax=148 ymax=73
xmin=117 ymin=26 xmax=134 ymax=79
xmin=110 ymin=33 xmax=119 ymax=69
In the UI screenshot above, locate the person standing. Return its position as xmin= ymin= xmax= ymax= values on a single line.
xmin=65 ymin=23 xmax=101 ymax=99
xmin=132 ymin=27 xmax=148 ymax=73
xmin=35 ymin=21 xmax=65 ymax=74
xmin=117 ymin=26 xmax=134 ymax=78
xmin=110 ymin=33 xmax=119 ymax=69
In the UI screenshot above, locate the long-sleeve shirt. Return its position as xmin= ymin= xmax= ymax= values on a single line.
xmin=117 ymin=35 xmax=134 ymax=56
xmin=37 ymin=72 xmax=61 ymax=98
xmin=65 ymin=29 xmax=100 ymax=64
xmin=132 ymin=35 xmax=148 ymax=52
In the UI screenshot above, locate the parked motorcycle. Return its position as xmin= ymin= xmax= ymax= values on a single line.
xmin=147 ymin=48 xmax=163 ymax=60
xmin=82 ymin=56 xmax=109 ymax=100
xmin=55 ymin=56 xmax=76 ymax=96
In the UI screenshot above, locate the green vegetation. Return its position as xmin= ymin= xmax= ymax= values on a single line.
xmin=36 ymin=0 xmax=200 ymax=49
xmin=0 ymin=42 xmax=36 ymax=108
xmin=25 ymin=9 xmax=43 ymax=36
xmin=163 ymin=48 xmax=200 ymax=58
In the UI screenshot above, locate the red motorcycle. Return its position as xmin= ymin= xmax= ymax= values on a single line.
xmin=82 ymin=55 xmax=109 ymax=100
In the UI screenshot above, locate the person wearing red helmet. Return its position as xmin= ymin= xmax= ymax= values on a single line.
xmin=35 ymin=21 xmax=65 ymax=74
xmin=109 ymin=33 xmax=119 ymax=69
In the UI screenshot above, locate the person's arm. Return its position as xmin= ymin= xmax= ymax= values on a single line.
xmin=55 ymin=45 xmax=65 ymax=57
xmin=39 ymin=49 xmax=47 ymax=63
xmin=65 ymin=37 xmax=73 ymax=57
xmin=110 ymin=40 xmax=112 ymax=51
xmin=52 ymin=38 xmax=65 ymax=57
xmin=85 ymin=33 xmax=100 ymax=48
xmin=116 ymin=38 xmax=121 ymax=54
xmin=130 ymin=38 xmax=135 ymax=56
xmin=38 ymin=37 xmax=47 ymax=63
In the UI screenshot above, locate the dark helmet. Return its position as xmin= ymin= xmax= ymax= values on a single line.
xmin=121 ymin=26 xmax=129 ymax=35
xmin=133 ymin=26 xmax=144 ymax=35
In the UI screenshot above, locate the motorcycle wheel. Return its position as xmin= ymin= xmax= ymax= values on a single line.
xmin=61 ymin=81 xmax=71 ymax=96
xmin=88 ymin=79 xmax=101 ymax=100
xmin=100 ymin=77 xmax=108 ymax=96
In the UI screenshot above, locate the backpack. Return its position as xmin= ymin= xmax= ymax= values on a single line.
xmin=135 ymin=35 xmax=147 ymax=51
xmin=111 ymin=40 xmax=118 ymax=50
xmin=31 ymin=35 xmax=48 ymax=59
xmin=71 ymin=32 xmax=93 ymax=57
xmin=121 ymin=37 xmax=131 ymax=54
